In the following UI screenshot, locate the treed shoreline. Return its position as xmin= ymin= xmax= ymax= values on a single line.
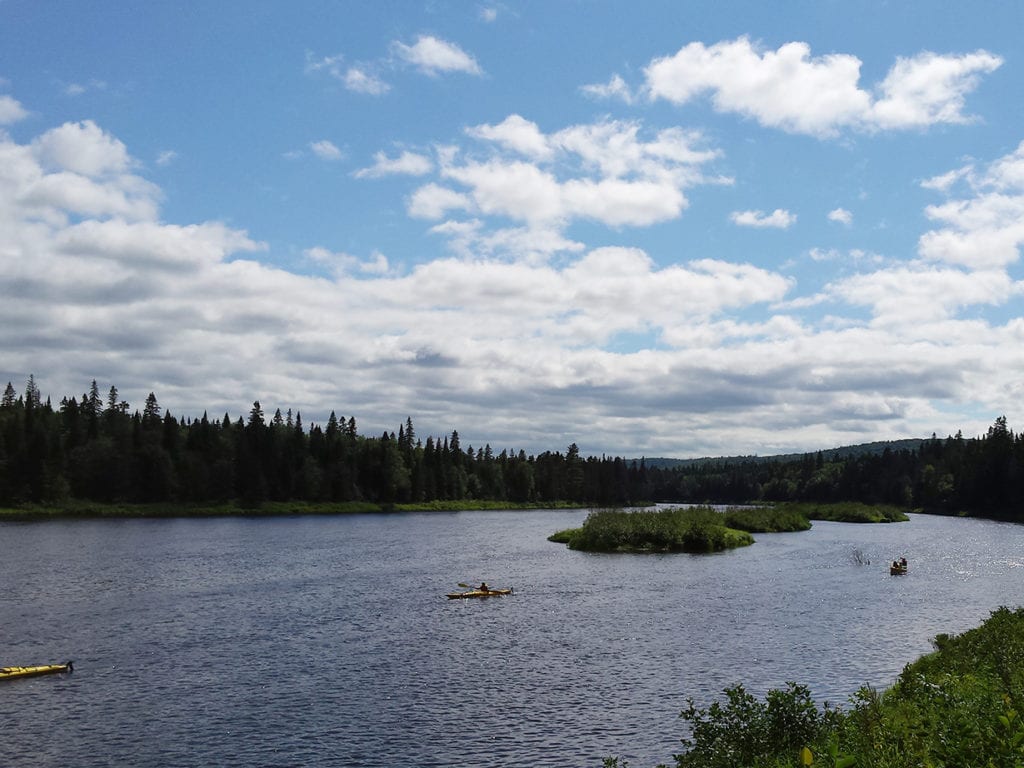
xmin=3 ymin=378 xmax=1024 ymax=522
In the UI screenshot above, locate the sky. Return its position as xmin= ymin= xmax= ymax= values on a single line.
xmin=1 ymin=1 xmax=1023 ymax=459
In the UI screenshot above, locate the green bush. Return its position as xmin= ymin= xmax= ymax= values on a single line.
xmin=674 ymin=683 xmax=834 ymax=768
xmin=634 ymin=608 xmax=1024 ymax=768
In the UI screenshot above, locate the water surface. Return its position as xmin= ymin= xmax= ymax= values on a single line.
xmin=1 ymin=511 xmax=1022 ymax=767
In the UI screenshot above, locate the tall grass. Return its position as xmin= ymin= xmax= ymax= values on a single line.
xmin=723 ymin=506 xmax=812 ymax=533
xmin=776 ymin=501 xmax=910 ymax=523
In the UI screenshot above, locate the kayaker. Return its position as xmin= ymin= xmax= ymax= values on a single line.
xmin=478 ymin=581 xmax=490 ymax=592
xmin=900 ymin=557 xmax=907 ymax=568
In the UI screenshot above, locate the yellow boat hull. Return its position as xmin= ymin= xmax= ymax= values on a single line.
xmin=0 ymin=661 xmax=73 ymax=681
xmin=446 ymin=588 xmax=513 ymax=599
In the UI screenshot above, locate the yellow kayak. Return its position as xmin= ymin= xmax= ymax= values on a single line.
xmin=446 ymin=588 xmax=513 ymax=599
xmin=0 ymin=661 xmax=73 ymax=681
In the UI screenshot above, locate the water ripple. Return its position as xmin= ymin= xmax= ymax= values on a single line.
xmin=2 ymin=512 xmax=1023 ymax=767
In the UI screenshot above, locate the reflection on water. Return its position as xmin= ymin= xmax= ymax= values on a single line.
xmin=1 ymin=511 xmax=1022 ymax=767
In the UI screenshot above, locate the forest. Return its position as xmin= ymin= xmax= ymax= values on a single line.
xmin=1 ymin=377 xmax=1023 ymax=520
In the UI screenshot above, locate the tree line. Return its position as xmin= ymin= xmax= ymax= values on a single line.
xmin=1 ymin=378 xmax=1022 ymax=519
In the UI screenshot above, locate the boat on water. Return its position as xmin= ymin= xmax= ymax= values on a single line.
xmin=446 ymin=588 xmax=514 ymax=599
xmin=0 ymin=661 xmax=73 ymax=681
xmin=890 ymin=557 xmax=909 ymax=575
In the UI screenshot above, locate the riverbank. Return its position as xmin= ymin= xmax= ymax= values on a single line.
xmin=0 ymin=498 xmax=591 ymax=521
xmin=625 ymin=606 xmax=1024 ymax=768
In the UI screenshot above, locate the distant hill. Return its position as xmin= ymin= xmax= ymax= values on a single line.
xmin=634 ymin=438 xmax=928 ymax=469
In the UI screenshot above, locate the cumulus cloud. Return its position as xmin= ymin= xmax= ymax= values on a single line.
xmin=917 ymin=141 xmax=1024 ymax=269
xmin=581 ymin=74 xmax=637 ymax=104
xmin=392 ymin=35 xmax=482 ymax=77
xmin=644 ymin=36 xmax=1001 ymax=137
xmin=731 ymin=209 xmax=796 ymax=228
xmin=306 ymin=246 xmax=390 ymax=277
xmin=466 ymin=114 xmax=552 ymax=160
xmin=870 ymin=50 xmax=1003 ymax=130
xmin=0 ymin=94 xmax=28 ymax=124
xmin=355 ymin=150 xmax=433 ymax=178
xmin=400 ymin=116 xmax=722 ymax=246
xmin=344 ymin=67 xmax=390 ymax=95
xmin=310 ymin=140 xmax=343 ymax=161
xmin=828 ymin=208 xmax=853 ymax=225
xmin=6 ymin=116 xmax=1024 ymax=458
xmin=408 ymin=183 xmax=472 ymax=219
xmin=32 ymin=120 xmax=133 ymax=176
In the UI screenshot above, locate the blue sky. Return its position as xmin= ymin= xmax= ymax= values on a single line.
xmin=2 ymin=1 xmax=1023 ymax=457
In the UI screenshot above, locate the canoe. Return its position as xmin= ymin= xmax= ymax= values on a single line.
xmin=890 ymin=565 xmax=908 ymax=575
xmin=0 ymin=661 xmax=73 ymax=681
xmin=446 ymin=588 xmax=513 ymax=599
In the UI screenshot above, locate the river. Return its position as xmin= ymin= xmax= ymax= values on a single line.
xmin=1 ymin=510 xmax=1022 ymax=767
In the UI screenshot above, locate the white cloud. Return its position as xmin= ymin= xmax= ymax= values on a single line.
xmin=0 ymin=94 xmax=28 ymax=124
xmin=829 ymin=265 xmax=1014 ymax=325
xmin=156 ymin=150 xmax=178 ymax=167
xmin=63 ymin=79 xmax=107 ymax=97
xmin=581 ymin=74 xmax=636 ymax=104
xmin=467 ymin=114 xmax=552 ymax=160
xmin=918 ymin=141 xmax=1024 ymax=269
xmin=731 ymin=208 xmax=796 ymax=228
xmin=310 ymin=140 xmax=343 ymax=161
xmin=644 ymin=37 xmax=1001 ymax=137
xmin=356 ymin=150 xmax=433 ymax=178
xmin=32 ymin=120 xmax=132 ymax=176
xmin=869 ymin=51 xmax=1003 ymax=130
xmin=344 ymin=66 xmax=390 ymax=95
xmin=921 ymin=166 xmax=973 ymax=192
xmin=7 ymin=117 xmax=1024 ymax=458
xmin=392 ymin=35 xmax=483 ymax=77
xmin=305 ymin=53 xmax=390 ymax=95
xmin=479 ymin=6 xmax=499 ymax=23
xmin=828 ymin=208 xmax=853 ymax=225
xmin=407 ymin=117 xmax=721 ymax=241
xmin=808 ymin=247 xmax=841 ymax=262
xmin=429 ymin=219 xmax=584 ymax=262
xmin=306 ymin=246 xmax=390 ymax=277
xmin=408 ymin=183 xmax=472 ymax=219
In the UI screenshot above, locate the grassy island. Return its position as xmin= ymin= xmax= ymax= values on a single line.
xmin=548 ymin=507 xmax=756 ymax=553
xmin=550 ymin=503 xmax=911 ymax=554
xmin=608 ymin=606 xmax=1024 ymax=768
xmin=776 ymin=501 xmax=910 ymax=524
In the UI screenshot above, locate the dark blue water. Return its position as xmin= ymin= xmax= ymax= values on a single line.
xmin=2 ymin=511 xmax=1023 ymax=767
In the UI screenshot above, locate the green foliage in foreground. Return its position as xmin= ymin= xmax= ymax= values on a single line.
xmin=549 ymin=507 xmax=754 ymax=553
xmin=776 ymin=501 xmax=910 ymax=524
xmin=613 ymin=607 xmax=1024 ymax=768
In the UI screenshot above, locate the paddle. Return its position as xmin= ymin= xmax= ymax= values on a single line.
xmin=458 ymin=582 xmax=496 ymax=591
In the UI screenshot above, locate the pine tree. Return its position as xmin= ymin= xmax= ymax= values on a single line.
xmin=1 ymin=382 xmax=15 ymax=408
